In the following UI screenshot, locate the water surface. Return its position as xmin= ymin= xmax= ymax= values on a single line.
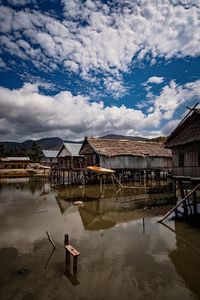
xmin=0 ymin=178 xmax=200 ymax=300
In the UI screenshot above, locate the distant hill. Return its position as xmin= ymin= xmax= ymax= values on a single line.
xmin=1 ymin=137 xmax=63 ymax=150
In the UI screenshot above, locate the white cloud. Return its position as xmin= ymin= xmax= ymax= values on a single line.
xmin=7 ymin=0 xmax=33 ymax=6
xmin=162 ymin=119 xmax=181 ymax=135
xmin=0 ymin=1 xmax=200 ymax=93
xmin=1 ymin=78 xmax=199 ymax=141
xmin=153 ymin=79 xmax=200 ymax=119
xmin=0 ymin=83 xmax=162 ymax=141
xmin=0 ymin=58 xmax=6 ymax=69
xmin=103 ymin=76 xmax=128 ymax=98
xmin=147 ymin=76 xmax=165 ymax=84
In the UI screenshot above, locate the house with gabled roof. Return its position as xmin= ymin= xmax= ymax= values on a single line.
xmin=79 ymin=137 xmax=172 ymax=172
xmin=41 ymin=150 xmax=58 ymax=166
xmin=57 ymin=142 xmax=84 ymax=170
xmin=164 ymin=106 xmax=200 ymax=179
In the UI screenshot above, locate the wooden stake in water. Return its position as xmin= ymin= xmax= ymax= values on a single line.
xmin=46 ymin=231 xmax=56 ymax=249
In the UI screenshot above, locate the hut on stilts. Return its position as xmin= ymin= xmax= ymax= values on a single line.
xmin=79 ymin=137 xmax=172 ymax=184
xmin=159 ymin=104 xmax=200 ymax=222
xmin=49 ymin=142 xmax=85 ymax=185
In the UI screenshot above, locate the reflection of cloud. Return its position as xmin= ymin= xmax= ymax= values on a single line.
xmin=0 ymin=183 xmax=84 ymax=254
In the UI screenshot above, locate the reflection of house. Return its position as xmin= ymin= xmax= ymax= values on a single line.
xmin=55 ymin=183 xmax=175 ymax=229
xmin=57 ymin=142 xmax=84 ymax=169
xmin=41 ymin=150 xmax=58 ymax=166
xmin=0 ymin=157 xmax=30 ymax=169
xmin=79 ymin=137 xmax=172 ymax=171
xmin=165 ymin=107 xmax=200 ymax=179
xmin=169 ymin=221 xmax=200 ymax=299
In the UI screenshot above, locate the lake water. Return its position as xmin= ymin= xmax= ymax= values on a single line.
xmin=0 ymin=177 xmax=200 ymax=300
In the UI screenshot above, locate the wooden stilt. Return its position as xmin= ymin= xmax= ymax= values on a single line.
xmin=64 ymin=234 xmax=70 ymax=264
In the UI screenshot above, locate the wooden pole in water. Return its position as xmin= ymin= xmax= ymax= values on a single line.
xmin=111 ymin=174 xmax=117 ymax=197
xmin=64 ymin=234 xmax=70 ymax=264
xmin=192 ymin=182 xmax=198 ymax=215
xmin=46 ymin=231 xmax=56 ymax=249
xmin=142 ymin=218 xmax=145 ymax=234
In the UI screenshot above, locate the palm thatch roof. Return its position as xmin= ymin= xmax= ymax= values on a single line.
xmin=79 ymin=137 xmax=171 ymax=158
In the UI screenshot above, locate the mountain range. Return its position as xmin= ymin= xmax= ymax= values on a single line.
xmin=0 ymin=135 xmax=167 ymax=151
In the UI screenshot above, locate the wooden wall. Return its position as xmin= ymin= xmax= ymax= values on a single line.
xmin=99 ymin=155 xmax=172 ymax=170
xmin=172 ymin=142 xmax=200 ymax=178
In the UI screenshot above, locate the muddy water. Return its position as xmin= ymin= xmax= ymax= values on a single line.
xmin=0 ymin=177 xmax=200 ymax=300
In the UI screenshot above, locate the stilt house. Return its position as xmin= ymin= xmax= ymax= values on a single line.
xmin=57 ymin=142 xmax=84 ymax=170
xmin=164 ymin=107 xmax=200 ymax=179
xmin=41 ymin=150 xmax=58 ymax=166
xmin=79 ymin=137 xmax=172 ymax=172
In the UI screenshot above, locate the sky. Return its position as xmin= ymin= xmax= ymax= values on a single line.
xmin=0 ymin=0 xmax=200 ymax=142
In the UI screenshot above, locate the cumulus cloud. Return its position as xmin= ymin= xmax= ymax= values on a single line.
xmin=153 ymin=79 xmax=200 ymax=119
xmin=0 ymin=58 xmax=6 ymax=69
xmin=0 ymin=0 xmax=200 ymax=93
xmin=0 ymin=83 xmax=162 ymax=141
xmin=147 ymin=76 xmax=165 ymax=84
xmin=0 ymin=79 xmax=199 ymax=141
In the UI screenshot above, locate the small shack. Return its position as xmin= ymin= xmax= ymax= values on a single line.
xmin=79 ymin=137 xmax=172 ymax=179
xmin=41 ymin=150 xmax=58 ymax=166
xmin=49 ymin=142 xmax=84 ymax=185
xmin=164 ymin=107 xmax=200 ymax=179
xmin=57 ymin=142 xmax=84 ymax=170
xmin=0 ymin=157 xmax=30 ymax=169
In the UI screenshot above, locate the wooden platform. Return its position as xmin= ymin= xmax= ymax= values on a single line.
xmin=65 ymin=245 xmax=80 ymax=257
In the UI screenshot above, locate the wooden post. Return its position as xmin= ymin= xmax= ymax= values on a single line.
xmin=73 ymin=256 xmax=78 ymax=272
xmin=142 ymin=218 xmax=145 ymax=234
xmin=178 ymin=179 xmax=188 ymax=217
xmin=192 ymin=183 xmax=198 ymax=215
xmin=64 ymin=234 xmax=70 ymax=264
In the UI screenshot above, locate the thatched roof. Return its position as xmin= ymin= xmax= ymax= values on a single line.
xmin=79 ymin=137 xmax=171 ymax=158
xmin=165 ymin=108 xmax=200 ymax=148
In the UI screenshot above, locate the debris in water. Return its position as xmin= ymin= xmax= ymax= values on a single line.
xmin=73 ymin=201 xmax=84 ymax=207
xmin=16 ymin=268 xmax=30 ymax=276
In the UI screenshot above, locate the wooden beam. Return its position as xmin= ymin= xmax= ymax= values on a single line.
xmin=65 ymin=245 xmax=80 ymax=257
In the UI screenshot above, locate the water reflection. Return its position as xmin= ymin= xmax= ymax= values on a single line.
xmin=0 ymin=178 xmax=200 ymax=300
xmin=56 ymin=181 xmax=175 ymax=231
xmin=168 ymin=221 xmax=200 ymax=299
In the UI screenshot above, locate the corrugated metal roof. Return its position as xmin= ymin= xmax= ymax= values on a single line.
xmin=42 ymin=150 xmax=58 ymax=158
xmin=165 ymin=108 xmax=200 ymax=148
xmin=0 ymin=157 xmax=30 ymax=161
xmin=63 ymin=143 xmax=82 ymax=156
xmin=80 ymin=138 xmax=171 ymax=157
